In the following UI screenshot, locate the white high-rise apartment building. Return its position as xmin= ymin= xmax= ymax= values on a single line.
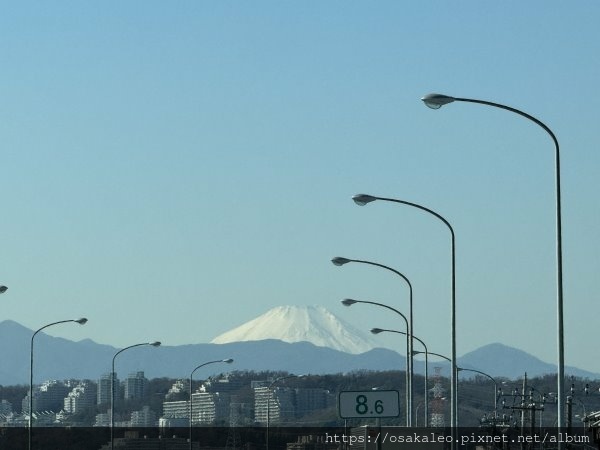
xmin=162 ymin=400 xmax=188 ymax=421
xmin=64 ymin=381 xmax=97 ymax=414
xmin=254 ymin=386 xmax=295 ymax=424
xmin=191 ymin=392 xmax=229 ymax=425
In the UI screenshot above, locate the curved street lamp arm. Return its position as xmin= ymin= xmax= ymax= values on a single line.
xmin=112 ymin=343 xmax=152 ymax=366
xmin=458 ymin=367 xmax=498 ymax=414
xmin=453 ymin=97 xmax=560 ymax=150
xmin=372 ymin=328 xmax=427 ymax=353
xmin=358 ymin=195 xmax=455 ymax=240
xmin=342 ymin=258 xmax=413 ymax=291
xmin=426 ymin=351 xmax=451 ymax=363
xmin=190 ymin=359 xmax=232 ymax=378
xmin=409 ymin=334 xmax=426 ymax=353
xmin=457 ymin=367 xmax=497 ymax=385
xmin=345 ymin=299 xmax=408 ymax=329
xmin=31 ymin=318 xmax=85 ymax=344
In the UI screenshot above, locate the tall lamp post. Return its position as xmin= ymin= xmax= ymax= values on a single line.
xmin=189 ymin=358 xmax=234 ymax=450
xmin=421 ymin=92 xmax=564 ymax=430
xmin=332 ymin=256 xmax=414 ymax=426
xmin=111 ymin=341 xmax=161 ymax=450
xmin=29 ymin=317 xmax=88 ymax=450
xmin=352 ymin=193 xmax=457 ymax=430
xmin=371 ymin=327 xmax=429 ymax=427
xmin=341 ymin=298 xmax=410 ymax=426
xmin=266 ymin=375 xmax=301 ymax=450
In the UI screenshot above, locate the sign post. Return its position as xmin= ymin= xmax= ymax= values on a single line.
xmin=338 ymin=390 xmax=400 ymax=419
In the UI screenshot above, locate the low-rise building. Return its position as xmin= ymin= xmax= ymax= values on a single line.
xmin=23 ymin=380 xmax=71 ymax=414
xmin=130 ymin=405 xmax=157 ymax=427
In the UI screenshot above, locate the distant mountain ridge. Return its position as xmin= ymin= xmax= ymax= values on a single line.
xmin=444 ymin=343 xmax=600 ymax=380
xmin=0 ymin=317 xmax=597 ymax=385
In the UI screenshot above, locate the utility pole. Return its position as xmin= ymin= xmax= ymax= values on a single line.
xmin=498 ymin=373 xmax=545 ymax=450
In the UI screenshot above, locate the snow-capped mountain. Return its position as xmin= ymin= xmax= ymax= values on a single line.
xmin=211 ymin=305 xmax=380 ymax=354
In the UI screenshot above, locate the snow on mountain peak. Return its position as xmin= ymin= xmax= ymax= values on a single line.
xmin=210 ymin=305 xmax=380 ymax=354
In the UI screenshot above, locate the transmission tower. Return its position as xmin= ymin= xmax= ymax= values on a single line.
xmin=429 ymin=367 xmax=447 ymax=427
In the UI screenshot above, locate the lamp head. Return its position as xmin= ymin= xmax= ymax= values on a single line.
xmin=0 ymin=286 xmax=7 ymax=294
xmin=75 ymin=318 xmax=88 ymax=325
xmin=223 ymin=358 xmax=234 ymax=363
xmin=370 ymin=328 xmax=384 ymax=335
xmin=352 ymin=194 xmax=377 ymax=206
xmin=150 ymin=341 xmax=161 ymax=347
xmin=341 ymin=298 xmax=357 ymax=306
xmin=421 ymin=93 xmax=455 ymax=109
xmin=331 ymin=257 xmax=351 ymax=266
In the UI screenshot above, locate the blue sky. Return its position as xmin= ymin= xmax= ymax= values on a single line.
xmin=2 ymin=2 xmax=600 ymax=374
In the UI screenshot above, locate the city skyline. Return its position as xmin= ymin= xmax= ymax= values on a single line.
xmin=2 ymin=2 xmax=600 ymax=376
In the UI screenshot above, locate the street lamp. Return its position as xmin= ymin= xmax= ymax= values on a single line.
xmin=341 ymin=298 xmax=410 ymax=426
xmin=422 ymin=92 xmax=565 ymax=430
xmin=457 ymin=367 xmax=498 ymax=417
xmin=189 ymin=358 xmax=234 ymax=450
xmin=111 ymin=341 xmax=161 ymax=450
xmin=371 ymin=327 xmax=429 ymax=427
xmin=266 ymin=375 xmax=302 ymax=450
xmin=29 ymin=317 xmax=87 ymax=450
xmin=0 ymin=286 xmax=7 ymax=294
xmin=332 ymin=256 xmax=414 ymax=426
xmin=352 ymin=193 xmax=457 ymax=430
xmin=414 ymin=351 xmax=450 ymax=363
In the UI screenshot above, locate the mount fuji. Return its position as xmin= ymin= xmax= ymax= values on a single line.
xmin=211 ymin=305 xmax=380 ymax=354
